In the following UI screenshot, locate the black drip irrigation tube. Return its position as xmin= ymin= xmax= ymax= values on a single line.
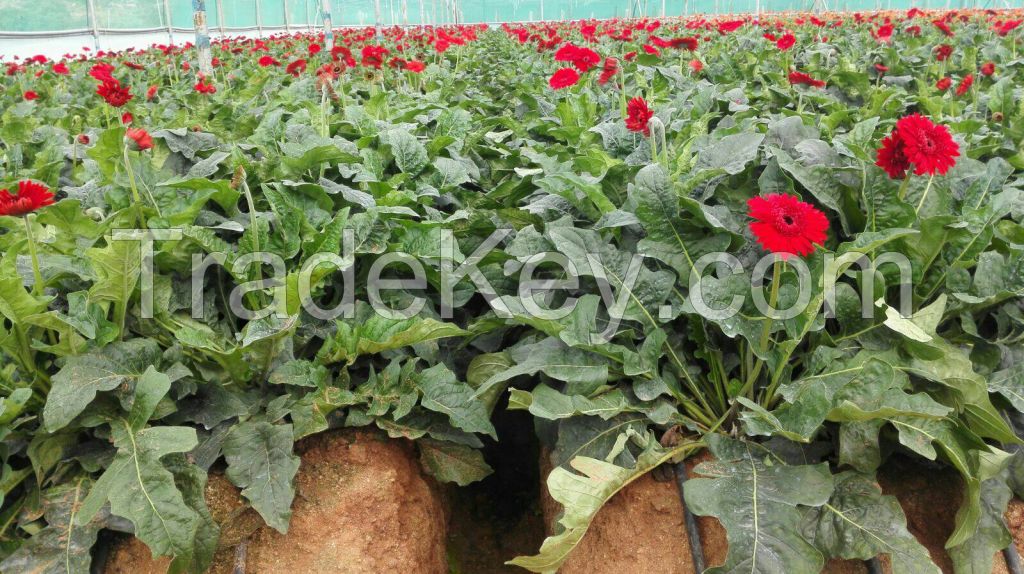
xmin=673 ymin=461 xmax=706 ymax=573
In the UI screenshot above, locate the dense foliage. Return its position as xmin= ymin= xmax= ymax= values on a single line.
xmin=1 ymin=8 xmax=1024 ymax=573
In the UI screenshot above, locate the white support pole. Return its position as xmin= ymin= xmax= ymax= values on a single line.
xmin=215 ymin=0 xmax=225 ymax=37
xmin=192 ymin=0 xmax=213 ymax=74
xmin=164 ymin=0 xmax=174 ymax=44
xmin=283 ymin=0 xmax=291 ymax=32
xmin=256 ymin=0 xmax=263 ymax=38
xmin=85 ymin=0 xmax=100 ymax=51
xmin=419 ymin=0 xmax=425 ymax=26
xmin=375 ymin=0 xmax=383 ymax=39
xmin=402 ymin=0 xmax=408 ymax=25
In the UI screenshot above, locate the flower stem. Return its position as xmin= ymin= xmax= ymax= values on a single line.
xmin=739 ymin=258 xmax=784 ymax=400
xmin=122 ymin=144 xmax=145 ymax=227
xmin=915 ymin=174 xmax=935 ymax=215
xmin=897 ymin=174 xmax=911 ymax=201
xmin=23 ymin=215 xmax=43 ymax=297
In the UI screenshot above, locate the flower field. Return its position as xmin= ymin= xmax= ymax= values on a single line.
xmin=2 ymin=8 xmax=1024 ymax=573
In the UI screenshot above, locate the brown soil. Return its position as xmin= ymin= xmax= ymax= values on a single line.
xmin=538 ymin=450 xmax=695 ymax=574
xmin=103 ymin=429 xmax=448 ymax=574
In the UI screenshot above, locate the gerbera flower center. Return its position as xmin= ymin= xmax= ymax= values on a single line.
xmin=774 ymin=209 xmax=802 ymax=236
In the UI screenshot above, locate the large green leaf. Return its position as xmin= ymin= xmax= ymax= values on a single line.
xmin=222 ymin=421 xmax=300 ymax=533
xmin=0 ymin=479 xmax=105 ymax=574
xmin=509 ymin=431 xmax=699 ymax=573
xmin=806 ymin=471 xmax=937 ymax=574
xmin=43 ymin=338 xmax=162 ymax=432
xmin=684 ymin=435 xmax=834 ymax=574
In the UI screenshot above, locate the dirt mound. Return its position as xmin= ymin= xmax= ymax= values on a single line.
xmin=103 ymin=429 xmax=448 ymax=574
xmin=537 ymin=452 xmax=695 ymax=574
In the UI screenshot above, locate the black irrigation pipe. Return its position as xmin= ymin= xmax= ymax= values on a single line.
xmin=673 ymin=461 xmax=706 ymax=573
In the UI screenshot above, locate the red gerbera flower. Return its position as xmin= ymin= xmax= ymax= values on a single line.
xmin=405 ymin=60 xmax=426 ymax=73
xmin=598 ymin=57 xmax=619 ymax=85
xmin=194 ymin=77 xmax=217 ymax=94
xmin=932 ymin=19 xmax=954 ymax=36
xmin=52 ymin=62 xmax=69 ymax=75
xmin=0 ymin=180 xmax=55 ymax=217
xmin=894 ymin=114 xmax=959 ymax=176
xmin=689 ymin=59 xmax=703 ymax=73
xmin=747 ymin=194 xmax=829 ymax=258
xmin=548 ymin=67 xmax=580 ymax=90
xmin=934 ymin=44 xmax=953 ymax=61
xmin=286 ymin=58 xmax=307 ymax=77
xmin=936 ymin=77 xmax=952 ymax=91
xmin=875 ymin=131 xmax=911 ymax=179
xmin=788 ymin=70 xmax=826 ymax=88
xmin=669 ymin=37 xmax=698 ymax=50
xmin=146 ymin=85 xmax=158 ymax=100
xmin=96 ymin=79 xmax=132 ymax=107
xmin=23 ymin=91 xmax=38 ymax=101
xmin=125 ymin=127 xmax=153 ymax=151
xmin=874 ymin=63 xmax=888 ymax=73
xmin=981 ymin=62 xmax=995 ymax=76
xmin=955 ymin=74 xmax=973 ymax=96
xmin=625 ymin=97 xmax=654 ymax=136
xmin=776 ymin=32 xmax=796 ymax=51
xmin=88 ymin=62 xmax=115 ymax=82
xmin=258 ymin=55 xmax=279 ymax=67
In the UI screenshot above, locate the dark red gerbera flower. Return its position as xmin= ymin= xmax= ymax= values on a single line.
xmin=981 ymin=62 xmax=995 ymax=76
xmin=932 ymin=19 xmax=954 ymax=36
xmin=258 ymin=55 xmax=279 ymax=67
xmin=52 ymin=62 xmax=69 ymax=75
xmin=747 ymin=194 xmax=829 ymax=258
xmin=776 ymin=32 xmax=796 ymax=51
xmin=23 ymin=91 xmax=38 ymax=101
xmin=0 ymin=180 xmax=55 ymax=217
xmin=669 ymin=36 xmax=698 ymax=50
xmin=875 ymin=131 xmax=911 ymax=179
xmin=934 ymin=44 xmax=953 ymax=61
xmin=548 ymin=67 xmax=580 ymax=90
xmin=936 ymin=77 xmax=952 ymax=91
xmin=625 ymin=97 xmax=654 ymax=136
xmin=598 ymin=57 xmax=619 ymax=85
xmin=874 ymin=63 xmax=888 ymax=73
xmin=125 ymin=127 xmax=153 ymax=151
xmin=788 ymin=70 xmax=825 ymax=88
xmin=895 ymin=114 xmax=959 ymax=176
xmin=96 ymin=79 xmax=132 ymax=107
xmin=955 ymin=73 xmax=973 ymax=96
xmin=194 ymin=77 xmax=217 ymax=94
xmin=286 ymin=58 xmax=307 ymax=77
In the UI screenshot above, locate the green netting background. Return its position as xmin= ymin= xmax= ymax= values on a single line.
xmin=0 ymin=0 xmax=996 ymax=32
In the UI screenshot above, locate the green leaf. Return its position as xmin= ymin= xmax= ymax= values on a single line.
xmin=318 ymin=311 xmax=469 ymax=364
xmin=416 ymin=364 xmax=497 ymax=439
xmin=43 ymin=339 xmax=162 ymax=432
xmin=684 ymin=435 xmax=833 ymax=574
xmin=78 ymin=423 xmax=199 ymax=560
xmin=269 ymin=360 xmax=329 ymax=388
xmin=807 ymin=471 xmax=937 ymax=574
xmin=0 ymin=479 xmax=104 ymax=574
xmin=473 ymin=338 xmax=609 ymax=401
xmin=948 ymin=474 xmax=1013 ymax=574
xmin=417 ymin=438 xmax=493 ymax=486
xmin=222 ymin=421 xmax=300 ymax=533
xmin=382 ymin=128 xmax=429 ymax=176
xmin=509 ymin=431 xmax=698 ymax=573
